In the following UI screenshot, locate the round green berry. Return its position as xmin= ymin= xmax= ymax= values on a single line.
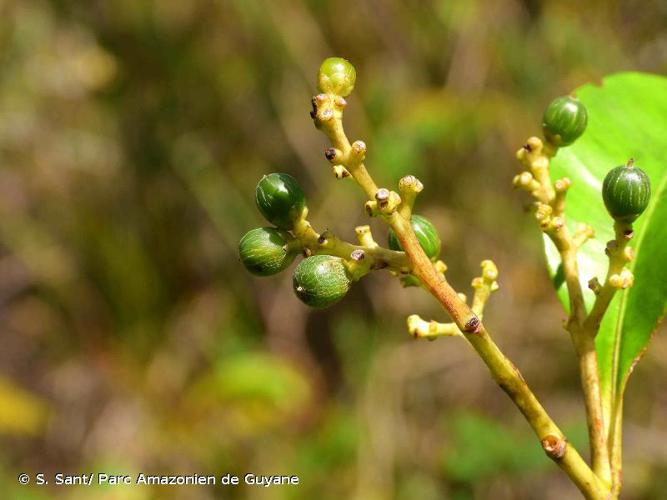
xmin=387 ymin=215 xmax=441 ymax=261
xmin=255 ymin=173 xmax=306 ymax=229
xmin=293 ymin=255 xmax=351 ymax=309
xmin=239 ymin=227 xmax=297 ymax=276
xmin=317 ymin=57 xmax=356 ymax=97
xmin=602 ymin=162 xmax=651 ymax=224
xmin=542 ymin=96 xmax=588 ymax=147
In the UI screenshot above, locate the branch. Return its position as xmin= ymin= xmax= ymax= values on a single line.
xmin=516 ymin=137 xmax=612 ymax=486
xmin=407 ymin=260 xmax=499 ymax=340
xmin=582 ymin=221 xmax=635 ymax=496
xmin=312 ymin=92 xmax=609 ymax=500
xmin=583 ymin=222 xmax=635 ymax=334
xmin=291 ymin=214 xmax=409 ymax=277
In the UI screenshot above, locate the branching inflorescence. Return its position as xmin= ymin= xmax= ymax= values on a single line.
xmin=239 ymin=57 xmax=651 ymax=499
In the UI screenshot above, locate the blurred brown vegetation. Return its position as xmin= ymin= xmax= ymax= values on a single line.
xmin=0 ymin=0 xmax=666 ymax=499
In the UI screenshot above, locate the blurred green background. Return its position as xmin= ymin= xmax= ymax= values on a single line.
xmin=0 ymin=0 xmax=666 ymax=499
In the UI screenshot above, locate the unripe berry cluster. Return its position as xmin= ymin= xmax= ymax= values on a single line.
xmin=239 ymin=168 xmax=441 ymax=308
xmin=240 ymin=62 xmax=652 ymax=316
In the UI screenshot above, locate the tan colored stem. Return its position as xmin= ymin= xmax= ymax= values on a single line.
xmin=315 ymin=94 xmax=378 ymax=199
xmin=312 ymin=98 xmax=611 ymax=499
xmin=292 ymin=217 xmax=409 ymax=272
xmin=392 ymin=212 xmax=607 ymax=499
xmin=583 ymin=222 xmax=633 ymax=334
xmin=518 ymin=137 xmax=611 ymax=485
xmin=555 ymin=238 xmax=609 ymax=483
xmin=408 ymin=260 xmax=499 ymax=340
xmin=581 ymin=222 xmax=634 ymax=495
xmin=388 ymin=212 xmax=479 ymax=331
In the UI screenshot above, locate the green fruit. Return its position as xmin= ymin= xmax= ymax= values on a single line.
xmin=387 ymin=215 xmax=441 ymax=261
xmin=317 ymin=57 xmax=356 ymax=97
xmin=239 ymin=227 xmax=297 ymax=276
xmin=602 ymin=162 xmax=651 ymax=223
xmin=293 ymin=255 xmax=351 ymax=309
xmin=542 ymin=96 xmax=588 ymax=147
xmin=255 ymin=173 xmax=306 ymax=229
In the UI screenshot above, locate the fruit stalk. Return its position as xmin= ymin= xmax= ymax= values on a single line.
xmin=389 ymin=210 xmax=607 ymax=499
xmin=311 ymin=63 xmax=607 ymax=498
xmin=516 ymin=134 xmax=612 ymax=485
xmin=582 ymin=221 xmax=635 ymax=497
xmin=584 ymin=222 xmax=634 ymax=334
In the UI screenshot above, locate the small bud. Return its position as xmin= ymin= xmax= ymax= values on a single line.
xmin=609 ymin=269 xmax=635 ymax=290
xmin=374 ymin=190 xmax=401 ymax=213
xmin=355 ymin=225 xmax=377 ymax=247
xmin=534 ymin=203 xmax=552 ymax=222
xmin=434 ymin=260 xmax=448 ymax=274
xmin=554 ymin=177 xmax=572 ymax=192
xmin=609 ymin=273 xmax=624 ymax=289
xmin=332 ymin=165 xmax=350 ymax=179
xmin=623 ymin=246 xmax=635 ymax=262
xmin=324 ymin=147 xmax=340 ymax=162
xmin=375 ymin=188 xmax=390 ymax=203
xmin=398 ymin=175 xmax=424 ymax=194
xmin=526 ymin=137 xmax=543 ymax=153
xmin=619 ymin=268 xmax=634 ymax=289
xmin=406 ymin=314 xmax=422 ymax=338
xmin=317 ymin=57 xmax=356 ymax=97
xmin=349 ymin=140 xmax=367 ymax=165
xmin=513 ymin=171 xmax=534 ymax=188
xmin=588 ymin=277 xmax=602 ymax=294
xmin=334 ymin=96 xmax=347 ymax=108
xmin=350 ymin=249 xmax=365 ymax=261
xmin=480 ymin=260 xmax=499 ymax=282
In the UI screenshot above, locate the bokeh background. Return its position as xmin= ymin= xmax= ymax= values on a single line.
xmin=0 ymin=0 xmax=666 ymax=499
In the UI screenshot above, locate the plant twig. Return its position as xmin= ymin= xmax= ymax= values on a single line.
xmin=516 ymin=137 xmax=611 ymax=485
xmin=391 ymin=212 xmax=608 ymax=499
xmin=407 ymin=260 xmax=499 ymax=340
xmin=582 ymin=221 xmax=635 ymax=495
xmin=292 ymin=215 xmax=409 ymax=274
xmin=584 ymin=222 xmax=634 ymax=334
xmin=312 ymin=93 xmax=609 ymax=500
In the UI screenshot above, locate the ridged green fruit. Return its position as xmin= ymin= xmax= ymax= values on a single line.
xmin=317 ymin=57 xmax=356 ymax=97
xmin=387 ymin=215 xmax=441 ymax=261
xmin=239 ymin=227 xmax=296 ymax=276
xmin=602 ymin=163 xmax=651 ymax=223
xmin=293 ymin=255 xmax=351 ymax=309
xmin=255 ymin=173 xmax=306 ymax=229
xmin=542 ymin=96 xmax=588 ymax=147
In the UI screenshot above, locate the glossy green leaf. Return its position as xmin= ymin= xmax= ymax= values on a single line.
xmin=543 ymin=72 xmax=667 ymax=418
